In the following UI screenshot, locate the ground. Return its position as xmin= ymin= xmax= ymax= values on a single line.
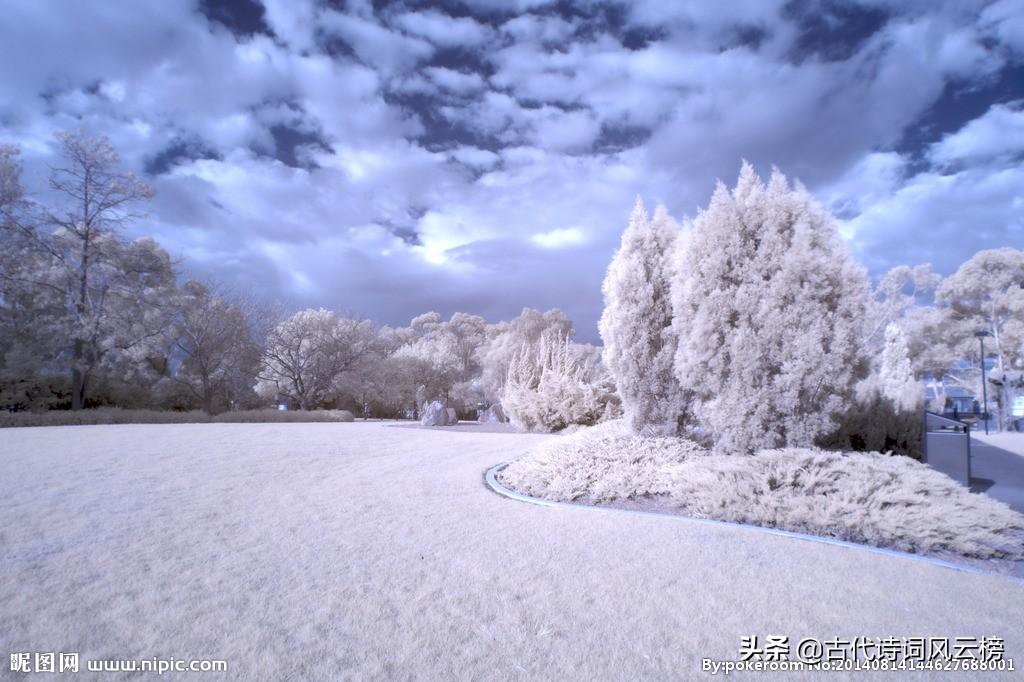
xmin=2 ymin=422 xmax=1023 ymax=680
xmin=973 ymin=431 xmax=1024 ymax=514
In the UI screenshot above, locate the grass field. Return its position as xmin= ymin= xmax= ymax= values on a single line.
xmin=2 ymin=422 xmax=1023 ymax=680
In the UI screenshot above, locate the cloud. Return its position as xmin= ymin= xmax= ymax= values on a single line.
xmin=841 ymin=164 xmax=1024 ymax=274
xmin=318 ymin=10 xmax=434 ymax=77
xmin=532 ymin=227 xmax=587 ymax=249
xmin=424 ymin=67 xmax=486 ymax=94
xmin=928 ymin=102 xmax=1024 ymax=168
xmin=393 ymin=10 xmax=492 ymax=48
xmin=1 ymin=0 xmax=1021 ymax=343
xmin=981 ymin=0 xmax=1024 ymax=55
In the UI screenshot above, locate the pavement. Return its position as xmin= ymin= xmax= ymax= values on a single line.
xmin=971 ymin=432 xmax=1024 ymax=514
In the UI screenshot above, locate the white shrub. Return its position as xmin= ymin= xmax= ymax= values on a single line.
xmin=599 ymin=199 xmax=684 ymax=435
xmin=501 ymin=331 xmax=620 ymax=433
xmin=499 ymin=422 xmax=1024 ymax=560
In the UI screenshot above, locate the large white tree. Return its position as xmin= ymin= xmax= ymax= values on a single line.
xmin=599 ymin=198 xmax=683 ymax=435
xmin=671 ymin=163 xmax=869 ymax=454
xmin=866 ymin=265 xmax=940 ymax=349
xmin=934 ymin=247 xmax=1024 ymax=427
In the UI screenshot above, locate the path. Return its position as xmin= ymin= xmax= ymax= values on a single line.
xmin=972 ymin=432 xmax=1024 ymax=514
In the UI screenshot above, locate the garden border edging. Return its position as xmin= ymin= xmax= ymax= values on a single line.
xmin=484 ymin=462 xmax=1024 ymax=584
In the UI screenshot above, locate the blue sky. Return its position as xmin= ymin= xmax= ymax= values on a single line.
xmin=1 ymin=0 xmax=1022 ymax=341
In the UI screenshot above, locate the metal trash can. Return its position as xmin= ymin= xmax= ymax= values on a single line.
xmin=922 ymin=412 xmax=971 ymax=486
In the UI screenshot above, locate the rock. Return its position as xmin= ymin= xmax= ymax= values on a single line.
xmin=446 ymin=408 xmax=458 ymax=425
xmin=420 ymin=400 xmax=449 ymax=426
xmin=479 ymin=404 xmax=508 ymax=424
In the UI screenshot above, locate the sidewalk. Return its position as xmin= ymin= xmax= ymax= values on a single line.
xmin=970 ymin=432 xmax=1024 ymax=514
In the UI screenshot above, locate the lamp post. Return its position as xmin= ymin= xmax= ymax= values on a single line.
xmin=975 ymin=330 xmax=990 ymax=434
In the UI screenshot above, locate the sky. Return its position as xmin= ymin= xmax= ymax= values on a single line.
xmin=1 ymin=0 xmax=1022 ymax=342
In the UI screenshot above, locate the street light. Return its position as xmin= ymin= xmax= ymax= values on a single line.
xmin=975 ymin=330 xmax=991 ymax=434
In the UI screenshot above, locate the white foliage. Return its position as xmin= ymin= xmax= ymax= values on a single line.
xmin=501 ymin=331 xmax=620 ymax=433
xmin=477 ymin=307 xmax=572 ymax=403
xmin=877 ymin=323 xmax=921 ymax=412
xmin=499 ymin=421 xmax=1024 ymax=560
xmin=671 ymin=163 xmax=869 ymax=454
xmin=599 ymin=198 xmax=684 ymax=435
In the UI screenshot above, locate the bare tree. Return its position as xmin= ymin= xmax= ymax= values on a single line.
xmin=170 ymin=280 xmax=262 ymax=414
xmin=260 ymin=308 xmax=378 ymax=410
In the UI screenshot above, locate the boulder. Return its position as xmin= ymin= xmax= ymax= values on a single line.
xmin=479 ymin=404 xmax=508 ymax=424
xmin=446 ymin=407 xmax=458 ymax=425
xmin=420 ymin=400 xmax=449 ymax=426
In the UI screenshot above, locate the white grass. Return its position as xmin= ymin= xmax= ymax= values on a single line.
xmin=499 ymin=420 xmax=1024 ymax=561
xmin=2 ymin=422 xmax=1023 ymax=680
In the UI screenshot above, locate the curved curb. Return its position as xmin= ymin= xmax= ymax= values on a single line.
xmin=485 ymin=462 xmax=1024 ymax=585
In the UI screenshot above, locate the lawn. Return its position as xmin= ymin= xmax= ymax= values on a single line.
xmin=2 ymin=422 xmax=1023 ymax=680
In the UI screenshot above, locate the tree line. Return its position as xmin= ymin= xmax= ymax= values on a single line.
xmin=0 ymin=132 xmax=611 ymax=420
xmin=3 ymin=133 xmax=1021 ymax=438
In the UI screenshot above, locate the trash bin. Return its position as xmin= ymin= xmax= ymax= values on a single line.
xmin=923 ymin=412 xmax=971 ymax=486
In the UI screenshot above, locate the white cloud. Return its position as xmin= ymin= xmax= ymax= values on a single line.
xmin=820 ymin=152 xmax=907 ymax=223
xmin=500 ymin=14 xmax=576 ymax=44
xmin=526 ymin=107 xmax=602 ymax=153
xmin=261 ymin=0 xmax=319 ymax=52
xmin=928 ymin=103 xmax=1024 ymax=168
xmin=449 ymin=146 xmax=500 ymax=168
xmin=458 ymin=0 xmax=557 ymax=15
xmin=393 ymin=11 xmax=492 ymax=48
xmin=532 ymin=227 xmax=587 ymax=249
xmin=840 ymin=165 xmax=1024 ymax=273
xmin=424 ymin=67 xmax=486 ymax=94
xmin=2 ymin=0 xmax=1019 ymax=339
xmin=318 ymin=10 xmax=434 ymax=77
xmin=981 ymin=0 xmax=1024 ymax=55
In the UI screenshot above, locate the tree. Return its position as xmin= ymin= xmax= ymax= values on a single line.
xmin=502 ymin=330 xmax=620 ymax=433
xmin=877 ymin=322 xmax=921 ymax=412
xmin=934 ymin=247 xmax=1024 ymax=427
xmin=477 ymin=308 xmax=572 ymax=404
xmin=260 ymin=308 xmax=377 ymax=410
xmin=671 ymin=163 xmax=869 ymax=454
xmin=169 ymin=281 xmax=261 ymax=414
xmin=0 ymin=144 xmax=23 ymax=218
xmin=0 ymin=145 xmax=68 ymax=409
xmin=0 ymin=132 xmax=175 ymax=410
xmin=866 ymin=265 xmax=939 ymax=349
xmin=599 ymin=198 xmax=683 ymax=435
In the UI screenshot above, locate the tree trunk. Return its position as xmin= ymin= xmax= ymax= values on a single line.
xmin=71 ymin=228 xmax=91 ymax=411
xmin=71 ymin=339 xmax=86 ymax=410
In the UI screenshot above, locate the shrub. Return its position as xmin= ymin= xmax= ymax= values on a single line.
xmin=499 ymin=420 xmax=1023 ymax=560
xmin=501 ymin=332 xmax=620 ymax=433
xmin=0 ymin=408 xmax=356 ymax=428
